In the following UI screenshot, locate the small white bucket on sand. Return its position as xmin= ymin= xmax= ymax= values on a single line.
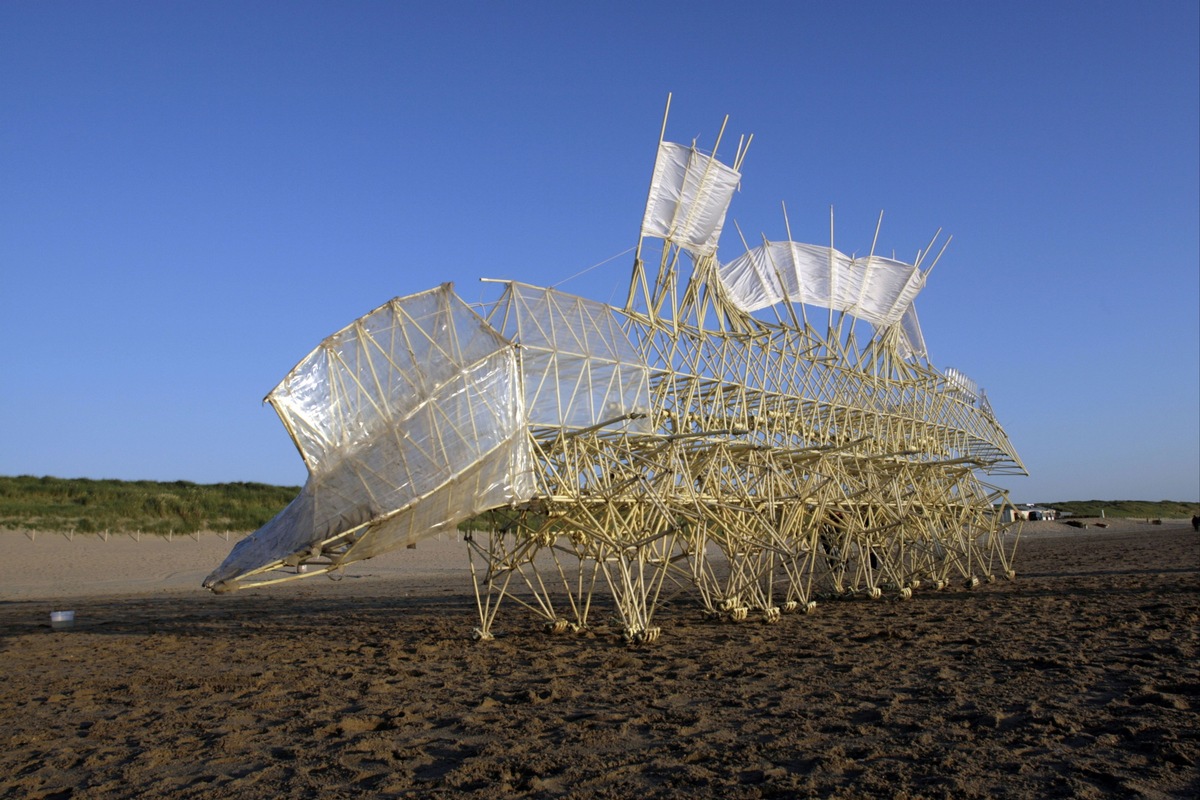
xmin=50 ymin=610 xmax=75 ymax=630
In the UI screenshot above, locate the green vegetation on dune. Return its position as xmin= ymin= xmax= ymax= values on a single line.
xmin=1 ymin=476 xmax=1194 ymax=535
xmin=1039 ymin=500 xmax=1198 ymax=519
xmin=0 ymin=475 xmax=300 ymax=535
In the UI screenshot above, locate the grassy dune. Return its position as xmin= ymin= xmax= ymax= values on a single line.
xmin=1042 ymin=499 xmax=1198 ymax=519
xmin=0 ymin=475 xmax=299 ymax=535
xmin=1 ymin=475 xmax=1194 ymax=535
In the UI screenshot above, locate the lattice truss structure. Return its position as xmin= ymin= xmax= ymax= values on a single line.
xmin=205 ymin=104 xmax=1026 ymax=643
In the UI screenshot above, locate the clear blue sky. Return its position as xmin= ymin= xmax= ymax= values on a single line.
xmin=2 ymin=1 xmax=1197 ymax=503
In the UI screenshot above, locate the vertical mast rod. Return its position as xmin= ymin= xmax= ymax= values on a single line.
xmin=827 ymin=206 xmax=836 ymax=335
xmin=782 ymin=201 xmax=811 ymax=331
xmin=628 ymin=93 xmax=673 ymax=315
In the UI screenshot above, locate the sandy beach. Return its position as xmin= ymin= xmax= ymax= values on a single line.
xmin=1 ymin=520 xmax=1197 ymax=798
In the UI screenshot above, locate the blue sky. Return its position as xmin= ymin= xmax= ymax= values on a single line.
xmin=2 ymin=1 xmax=1197 ymax=503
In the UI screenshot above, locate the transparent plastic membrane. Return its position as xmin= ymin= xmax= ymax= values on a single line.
xmin=205 ymin=285 xmax=534 ymax=589
xmin=486 ymin=283 xmax=651 ymax=433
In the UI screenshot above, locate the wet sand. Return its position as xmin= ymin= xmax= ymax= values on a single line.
xmin=1 ymin=522 xmax=1197 ymax=798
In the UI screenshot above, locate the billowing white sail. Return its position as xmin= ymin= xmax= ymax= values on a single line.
xmin=717 ymin=240 xmax=926 ymax=327
xmin=640 ymin=141 xmax=741 ymax=258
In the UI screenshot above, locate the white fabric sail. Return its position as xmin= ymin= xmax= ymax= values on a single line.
xmin=717 ymin=240 xmax=927 ymax=327
xmin=640 ymin=141 xmax=741 ymax=258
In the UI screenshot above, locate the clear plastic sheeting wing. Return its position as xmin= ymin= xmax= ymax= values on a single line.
xmin=485 ymin=282 xmax=652 ymax=434
xmin=898 ymin=303 xmax=927 ymax=360
xmin=204 ymin=284 xmax=534 ymax=591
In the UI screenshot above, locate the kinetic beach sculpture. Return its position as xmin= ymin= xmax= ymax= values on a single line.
xmin=205 ymin=102 xmax=1026 ymax=642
